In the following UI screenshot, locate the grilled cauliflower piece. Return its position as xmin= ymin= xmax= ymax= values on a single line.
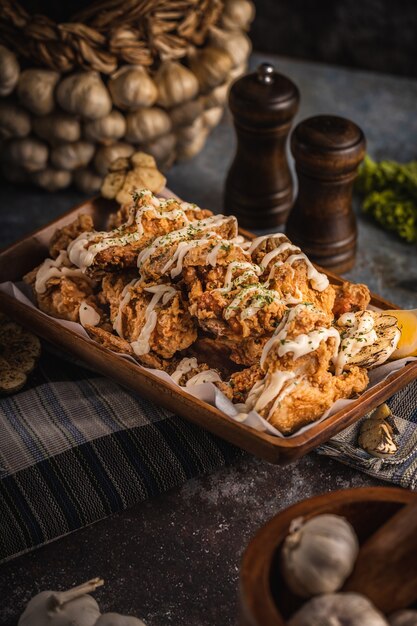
xmin=334 ymin=310 xmax=400 ymax=374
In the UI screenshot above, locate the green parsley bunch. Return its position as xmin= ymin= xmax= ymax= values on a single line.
xmin=355 ymin=155 xmax=417 ymax=243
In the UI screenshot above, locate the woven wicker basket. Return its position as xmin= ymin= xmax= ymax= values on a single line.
xmin=0 ymin=0 xmax=254 ymax=192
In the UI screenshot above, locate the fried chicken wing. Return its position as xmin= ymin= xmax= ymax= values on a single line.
xmin=333 ymin=281 xmax=371 ymax=317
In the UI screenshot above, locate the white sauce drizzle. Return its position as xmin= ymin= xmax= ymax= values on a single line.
xmin=224 ymin=285 xmax=283 ymax=320
xmin=186 ymin=370 xmax=221 ymax=387
xmin=221 ymin=261 xmax=262 ymax=291
xmin=79 ymin=301 xmax=100 ymax=327
xmin=244 ymin=233 xmax=287 ymax=255
xmin=170 ymin=357 xmax=221 ymax=387
xmin=260 ymin=303 xmax=339 ymax=368
xmin=113 ymin=279 xmax=138 ymax=338
xmin=35 ymin=251 xmax=86 ymax=294
xmin=206 ymin=241 xmax=224 ymax=266
xmin=237 ymin=370 xmax=299 ymax=420
xmin=333 ymin=311 xmax=378 ymax=375
xmin=137 ymin=214 xmax=234 ymax=272
xmin=260 ymin=242 xmax=300 ymax=269
xmin=268 ymin=253 xmax=329 ymax=292
xmin=171 ymin=357 xmax=199 ymax=384
xmin=130 ymin=284 xmax=176 ymax=356
xmin=68 ymin=190 xmax=190 ymax=272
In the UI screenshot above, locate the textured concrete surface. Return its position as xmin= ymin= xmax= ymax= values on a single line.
xmin=0 ymin=53 xmax=416 ymax=626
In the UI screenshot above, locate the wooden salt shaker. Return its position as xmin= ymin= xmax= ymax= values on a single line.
xmin=224 ymin=63 xmax=300 ymax=228
xmin=286 ymin=115 xmax=366 ymax=273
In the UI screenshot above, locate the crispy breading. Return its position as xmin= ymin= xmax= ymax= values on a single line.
xmin=333 ymin=281 xmax=371 ymax=317
xmin=217 ymin=364 xmax=263 ymax=403
xmin=49 ymin=214 xmax=94 ymax=259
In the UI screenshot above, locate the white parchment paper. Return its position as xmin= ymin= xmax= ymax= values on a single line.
xmin=1 ymin=279 xmax=415 ymax=438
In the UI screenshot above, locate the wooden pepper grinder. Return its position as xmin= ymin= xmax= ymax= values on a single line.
xmin=286 ymin=115 xmax=366 ymax=273
xmin=224 ymin=63 xmax=300 ymax=228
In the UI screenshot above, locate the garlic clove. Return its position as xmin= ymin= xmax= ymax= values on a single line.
xmin=0 ymin=44 xmax=19 ymax=97
xmin=33 ymin=113 xmax=81 ymax=145
xmin=51 ymin=142 xmax=95 ymax=171
xmin=95 ymin=613 xmax=146 ymax=626
xmin=389 ymin=610 xmax=417 ymax=626
xmin=84 ymin=111 xmax=126 ymax=145
xmin=288 ymin=592 xmax=389 ymax=626
xmin=281 ymin=514 xmax=359 ymax=598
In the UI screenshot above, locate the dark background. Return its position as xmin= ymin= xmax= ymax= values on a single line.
xmin=17 ymin=0 xmax=417 ymax=78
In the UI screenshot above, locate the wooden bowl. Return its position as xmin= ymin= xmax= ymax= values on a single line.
xmin=239 ymin=487 xmax=417 ymax=626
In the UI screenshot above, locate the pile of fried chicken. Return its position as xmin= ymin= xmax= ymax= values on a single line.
xmin=25 ymin=188 xmax=401 ymax=435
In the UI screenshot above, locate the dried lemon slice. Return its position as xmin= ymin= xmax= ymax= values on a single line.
xmin=384 ymin=309 xmax=417 ymax=359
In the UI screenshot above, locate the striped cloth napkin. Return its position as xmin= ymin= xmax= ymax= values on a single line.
xmin=0 ymin=353 xmax=242 ymax=564
xmin=318 ymin=378 xmax=417 ymax=490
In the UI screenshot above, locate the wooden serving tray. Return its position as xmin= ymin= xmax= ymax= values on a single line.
xmin=1 ymin=196 xmax=416 ymax=465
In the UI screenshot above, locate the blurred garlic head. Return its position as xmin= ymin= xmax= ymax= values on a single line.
xmin=31 ymin=168 xmax=72 ymax=192
xmin=6 ymin=138 xmax=48 ymax=172
xmin=155 ymin=61 xmax=199 ymax=108
xmin=18 ymin=578 xmax=103 ymax=626
xmin=17 ymin=69 xmax=59 ymax=116
xmin=125 ymin=107 xmax=171 ymax=144
xmin=33 ymin=113 xmax=81 ymax=145
xmin=84 ymin=111 xmax=126 ymax=144
xmin=57 ymin=72 xmax=112 ymax=120
xmin=389 ymin=611 xmax=417 ymax=626
xmin=0 ymin=101 xmax=31 ymax=139
xmin=288 ymin=592 xmax=389 ymax=626
xmin=188 ymin=46 xmax=233 ymax=93
xmin=281 ymin=514 xmax=359 ymax=597
xmin=209 ymin=27 xmax=252 ymax=69
xmin=0 ymin=45 xmax=20 ymax=96
xmin=108 ymin=66 xmax=157 ymax=110
xmin=221 ymin=0 xmax=255 ymax=31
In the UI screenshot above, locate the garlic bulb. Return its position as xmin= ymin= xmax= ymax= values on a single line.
xmin=281 ymin=514 xmax=359 ymax=597
xmin=188 ymin=47 xmax=233 ymax=93
xmin=51 ymin=142 xmax=95 ymax=171
xmin=0 ymin=101 xmax=31 ymax=139
xmin=203 ymin=106 xmax=223 ymax=129
xmin=209 ymin=27 xmax=252 ymax=69
xmin=33 ymin=113 xmax=81 ymax=145
xmin=18 ymin=578 xmax=103 ymax=626
xmin=143 ymin=133 xmax=176 ymax=167
xmin=94 ymin=143 xmax=134 ymax=176
xmin=95 ymin=613 xmax=146 ymax=626
xmin=73 ymin=169 xmax=103 ymax=194
xmin=389 ymin=611 xmax=417 ymax=626
xmin=125 ymin=107 xmax=171 ymax=143
xmin=229 ymin=62 xmax=248 ymax=82
xmin=57 ymin=72 xmax=112 ymax=120
xmin=0 ymin=45 xmax=19 ymax=97
xmin=84 ymin=111 xmax=126 ymax=144
xmin=31 ymin=168 xmax=72 ymax=192
xmin=108 ymin=66 xmax=157 ymax=110
xmin=202 ymin=82 xmax=229 ymax=109
xmin=170 ymin=99 xmax=204 ymax=128
xmin=155 ymin=61 xmax=199 ymax=108
xmin=221 ymin=0 xmax=255 ymax=31
xmin=288 ymin=592 xmax=389 ymax=626
xmin=176 ymin=127 xmax=208 ymax=160
xmin=17 ymin=69 xmax=59 ymax=116
xmin=7 ymin=137 xmax=48 ymax=172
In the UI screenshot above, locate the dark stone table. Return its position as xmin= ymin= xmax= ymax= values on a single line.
xmin=0 ymin=53 xmax=416 ymax=625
